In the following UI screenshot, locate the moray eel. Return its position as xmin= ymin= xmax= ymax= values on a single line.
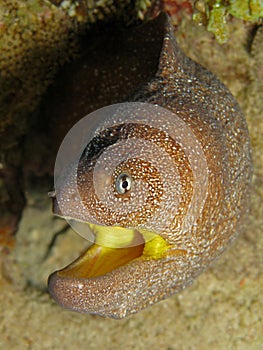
xmin=48 ymin=14 xmax=252 ymax=318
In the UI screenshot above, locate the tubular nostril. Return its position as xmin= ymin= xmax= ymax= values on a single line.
xmin=48 ymin=190 xmax=56 ymax=198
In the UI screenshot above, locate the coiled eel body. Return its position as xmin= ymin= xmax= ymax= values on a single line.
xmin=48 ymin=14 xmax=252 ymax=319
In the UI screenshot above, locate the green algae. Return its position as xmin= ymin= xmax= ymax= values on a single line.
xmin=194 ymin=0 xmax=263 ymax=43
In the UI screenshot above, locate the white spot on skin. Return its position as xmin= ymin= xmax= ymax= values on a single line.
xmin=78 ymin=283 xmax=84 ymax=290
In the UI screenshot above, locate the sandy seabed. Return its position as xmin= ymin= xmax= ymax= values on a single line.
xmin=1 ymin=17 xmax=263 ymax=350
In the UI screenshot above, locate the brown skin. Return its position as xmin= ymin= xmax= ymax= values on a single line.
xmin=48 ymin=14 xmax=252 ymax=319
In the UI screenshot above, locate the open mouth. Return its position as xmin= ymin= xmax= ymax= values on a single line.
xmin=55 ymin=220 xmax=171 ymax=279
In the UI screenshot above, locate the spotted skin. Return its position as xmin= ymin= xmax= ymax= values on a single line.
xmin=48 ymin=14 xmax=252 ymax=319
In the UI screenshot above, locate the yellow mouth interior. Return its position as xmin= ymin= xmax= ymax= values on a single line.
xmin=57 ymin=223 xmax=171 ymax=279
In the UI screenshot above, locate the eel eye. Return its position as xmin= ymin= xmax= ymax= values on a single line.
xmin=115 ymin=173 xmax=132 ymax=194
